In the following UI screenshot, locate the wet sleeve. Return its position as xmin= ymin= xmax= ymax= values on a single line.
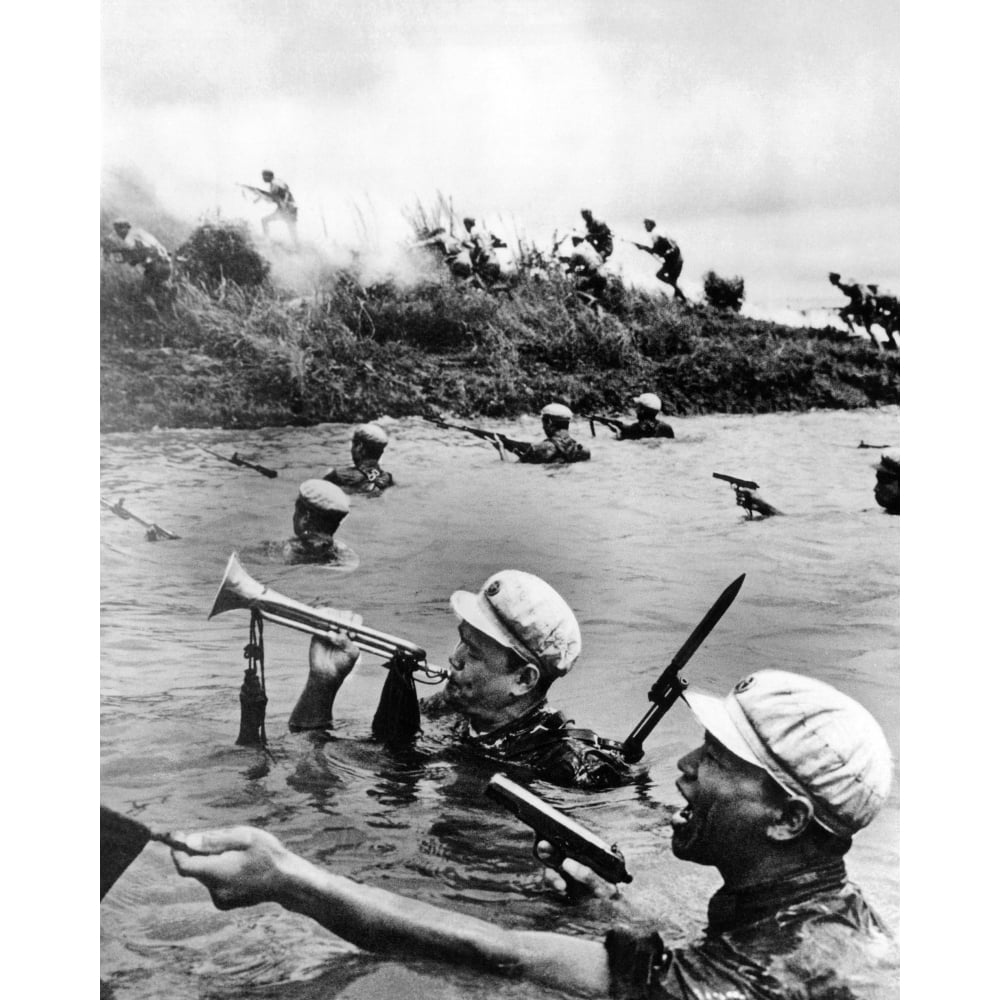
xmin=605 ymin=926 xmax=668 ymax=998
xmin=518 ymin=442 xmax=554 ymax=464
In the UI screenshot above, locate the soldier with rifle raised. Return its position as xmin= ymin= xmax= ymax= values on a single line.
xmin=426 ymin=403 xmax=590 ymax=464
xmin=588 ymin=392 xmax=675 ymax=440
xmin=632 ymin=218 xmax=686 ymax=301
xmin=239 ymin=169 xmax=298 ymax=247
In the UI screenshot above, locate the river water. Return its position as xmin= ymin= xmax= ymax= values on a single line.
xmin=100 ymin=407 xmax=900 ymax=1000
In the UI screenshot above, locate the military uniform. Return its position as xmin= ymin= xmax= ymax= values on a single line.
xmin=646 ymin=226 xmax=684 ymax=294
xmin=519 ymin=429 xmax=591 ymax=464
xmin=423 ymin=696 xmax=631 ymax=790
xmin=116 ymin=226 xmax=173 ymax=293
xmin=324 ymin=463 xmax=394 ymax=496
xmin=618 ymin=418 xmax=675 ymax=440
xmin=585 ymin=218 xmax=614 ymax=260
xmin=605 ymin=859 xmax=895 ymax=999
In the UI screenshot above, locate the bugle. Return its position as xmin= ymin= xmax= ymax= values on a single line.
xmin=209 ymin=553 xmax=448 ymax=679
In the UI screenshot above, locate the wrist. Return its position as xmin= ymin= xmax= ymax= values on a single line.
xmin=274 ymin=851 xmax=327 ymax=912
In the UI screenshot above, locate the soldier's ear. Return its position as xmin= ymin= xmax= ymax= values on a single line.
xmin=514 ymin=663 xmax=541 ymax=694
xmin=766 ymin=796 xmax=813 ymax=842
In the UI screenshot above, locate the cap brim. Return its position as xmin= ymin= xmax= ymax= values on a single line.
xmin=450 ymin=590 xmax=519 ymax=654
xmin=683 ymin=688 xmax=761 ymax=769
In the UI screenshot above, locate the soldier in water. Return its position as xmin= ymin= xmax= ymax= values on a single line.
xmin=283 ymin=479 xmax=358 ymax=568
xmin=173 ymin=670 xmax=896 ymax=998
xmin=593 ymin=392 xmax=675 ymax=440
xmin=489 ymin=403 xmax=591 ymax=464
xmin=324 ymin=423 xmax=394 ymax=496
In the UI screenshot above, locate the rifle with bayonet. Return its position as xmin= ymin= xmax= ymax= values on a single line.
xmin=236 ymin=182 xmax=277 ymax=203
xmin=712 ymin=473 xmax=780 ymax=519
xmin=485 ymin=773 xmax=633 ymax=885
xmin=584 ymin=414 xmax=624 ymax=437
xmin=423 ymin=415 xmax=531 ymax=460
xmin=197 ymin=445 xmax=278 ymax=478
xmin=101 ymin=497 xmax=180 ymax=541
xmin=620 ymin=574 xmax=746 ymax=763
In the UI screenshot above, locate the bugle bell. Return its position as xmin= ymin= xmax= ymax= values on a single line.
xmin=209 ymin=552 xmax=447 ymax=678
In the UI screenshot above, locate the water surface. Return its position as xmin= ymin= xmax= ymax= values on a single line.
xmin=101 ymin=408 xmax=899 ymax=999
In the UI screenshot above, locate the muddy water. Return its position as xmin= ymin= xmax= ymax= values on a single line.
xmin=101 ymin=407 xmax=899 ymax=999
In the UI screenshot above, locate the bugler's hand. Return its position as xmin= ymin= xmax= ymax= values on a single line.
xmin=308 ymin=611 xmax=362 ymax=678
xmin=170 ymin=826 xmax=294 ymax=910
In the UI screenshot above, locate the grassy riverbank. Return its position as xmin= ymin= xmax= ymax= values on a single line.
xmin=100 ymin=254 xmax=899 ymax=433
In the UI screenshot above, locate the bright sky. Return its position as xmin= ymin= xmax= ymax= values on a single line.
xmin=102 ymin=0 xmax=899 ymax=307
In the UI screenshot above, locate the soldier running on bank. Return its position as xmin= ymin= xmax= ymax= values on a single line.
xmin=829 ymin=273 xmax=880 ymax=349
xmin=636 ymin=218 xmax=686 ymax=301
xmin=580 ymin=209 xmax=614 ymax=261
xmin=559 ymin=235 xmax=609 ymax=303
xmin=258 ymin=169 xmax=299 ymax=247
xmin=110 ymin=218 xmax=174 ymax=305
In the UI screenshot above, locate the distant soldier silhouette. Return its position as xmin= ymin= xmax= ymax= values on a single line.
xmin=829 ymin=273 xmax=880 ymax=349
xmin=559 ymin=235 xmax=608 ymax=302
xmin=462 ymin=217 xmax=506 ymax=286
xmin=260 ymin=169 xmax=299 ymax=247
xmin=580 ymin=209 xmax=614 ymax=261
xmin=867 ymin=285 xmax=900 ymax=351
xmin=637 ymin=219 xmax=686 ymax=301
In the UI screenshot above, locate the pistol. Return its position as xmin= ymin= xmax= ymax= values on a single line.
xmin=485 ymin=773 xmax=632 ymax=884
xmin=713 ymin=472 xmax=760 ymax=490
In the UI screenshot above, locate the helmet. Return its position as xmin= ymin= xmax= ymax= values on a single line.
xmin=541 ymin=403 xmax=573 ymax=421
xmin=633 ymin=392 xmax=662 ymax=412
xmin=297 ymin=479 xmax=350 ymax=515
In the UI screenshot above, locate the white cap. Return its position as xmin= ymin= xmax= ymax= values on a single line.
xmin=683 ymin=670 xmax=893 ymax=838
xmin=450 ymin=570 xmax=582 ymax=678
xmin=353 ymin=423 xmax=389 ymax=447
xmin=633 ymin=393 xmax=662 ymax=412
xmin=297 ymin=479 xmax=351 ymax=515
xmin=541 ymin=403 xmax=573 ymax=420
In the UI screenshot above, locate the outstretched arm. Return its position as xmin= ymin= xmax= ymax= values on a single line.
xmin=172 ymin=826 xmax=611 ymax=996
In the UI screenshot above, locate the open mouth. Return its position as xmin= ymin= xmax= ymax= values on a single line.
xmin=671 ymin=805 xmax=692 ymax=829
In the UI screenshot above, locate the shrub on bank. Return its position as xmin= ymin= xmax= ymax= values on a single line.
xmin=100 ymin=249 xmax=899 ymax=431
xmin=703 ymin=271 xmax=746 ymax=312
xmin=177 ymin=221 xmax=270 ymax=289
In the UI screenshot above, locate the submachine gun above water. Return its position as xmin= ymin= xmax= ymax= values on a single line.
xmin=423 ymin=415 xmax=532 ymax=460
xmin=485 ymin=773 xmax=633 ymax=885
xmin=619 ymin=573 xmax=746 ymax=764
